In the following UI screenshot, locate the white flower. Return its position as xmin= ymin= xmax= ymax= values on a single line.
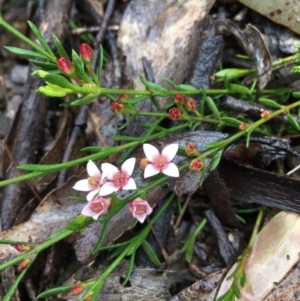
xmin=99 ymin=158 xmax=137 ymax=196
xmin=73 ymin=160 xmax=104 ymax=201
xmin=143 ymin=143 xmax=179 ymax=178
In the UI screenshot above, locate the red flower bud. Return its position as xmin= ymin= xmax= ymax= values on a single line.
xmin=185 ymin=97 xmax=197 ymax=111
xmin=57 ymin=57 xmax=75 ymax=75
xmin=68 ymin=284 xmax=85 ymax=296
xmin=14 ymin=244 xmax=35 ymax=252
xmin=17 ymin=257 xmax=32 ymax=272
xmin=174 ymin=93 xmax=186 ymax=104
xmin=239 ymin=123 xmax=247 ymax=130
xmin=189 ymin=159 xmax=203 ymax=172
xmin=260 ymin=109 xmax=270 ymax=119
xmin=185 ymin=143 xmax=198 ymax=156
xmin=168 ymin=107 xmax=182 ymax=120
xmin=79 ymin=43 xmax=94 ymax=64
xmin=110 ymin=101 xmax=124 ymax=114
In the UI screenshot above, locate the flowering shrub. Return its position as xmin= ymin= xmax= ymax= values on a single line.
xmin=0 ymin=16 xmax=300 ymax=301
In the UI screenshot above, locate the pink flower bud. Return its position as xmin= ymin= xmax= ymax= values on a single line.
xmin=57 ymin=57 xmax=75 ymax=75
xmin=139 ymin=158 xmax=149 ymax=170
xmin=168 ymin=107 xmax=182 ymax=120
xmin=130 ymin=198 xmax=153 ymax=223
xmin=189 ymin=159 xmax=203 ymax=172
xmin=174 ymin=93 xmax=186 ymax=104
xmin=185 ymin=143 xmax=198 ymax=156
xmin=79 ymin=43 xmax=94 ymax=64
xmin=110 ymin=101 xmax=124 ymax=114
xmin=185 ymin=97 xmax=197 ymax=111
xmin=68 ymin=284 xmax=85 ymax=296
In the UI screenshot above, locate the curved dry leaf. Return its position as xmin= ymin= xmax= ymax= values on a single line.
xmin=238 ymin=0 xmax=300 ymax=36
xmin=217 ymin=211 xmax=300 ymax=300
xmin=215 ymin=20 xmax=272 ymax=94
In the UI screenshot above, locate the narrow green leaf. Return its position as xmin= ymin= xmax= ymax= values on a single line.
xmin=139 ymin=74 xmax=167 ymax=91
xmin=98 ymin=45 xmax=104 ymax=85
xmin=205 ymin=140 xmax=226 ymax=149
xmin=91 ymin=221 xmax=110 ymax=254
xmin=52 ymin=34 xmax=70 ymax=59
xmin=63 ymin=93 xmax=100 ymax=106
xmin=163 ymin=77 xmax=176 ymax=87
xmin=199 ymin=92 xmax=207 ymax=115
xmin=220 ymin=117 xmax=242 ymax=126
xmin=287 ymin=114 xmax=300 ymax=131
xmin=4 ymin=46 xmax=46 ymax=59
xmin=228 ymin=84 xmax=250 ymax=95
xmin=177 ymin=84 xmax=199 ymax=91
xmin=38 ymin=85 xmax=71 ymax=97
xmin=259 ymin=98 xmax=282 ymax=109
xmin=30 ymin=59 xmax=57 ymax=69
xmin=127 ymin=95 xmax=147 ymax=104
xmin=293 ymin=91 xmax=300 ymax=98
xmin=142 ymin=240 xmax=162 ymax=267
xmin=122 ymin=252 xmax=135 ymax=285
xmin=185 ymin=237 xmax=194 ymax=262
xmin=27 ymin=21 xmax=55 ymax=59
xmin=206 ymin=96 xmax=220 ymax=119
xmin=240 ymin=269 xmax=247 ymax=287
xmin=227 ymin=267 xmax=239 ymax=280
xmin=42 ymin=72 xmax=80 ymax=91
xmin=81 ymin=146 xmax=106 ymax=152
xmin=71 ymin=49 xmax=92 ymax=83
xmin=37 ymin=286 xmax=72 ymax=299
xmin=232 ymin=282 xmax=241 ymax=298
xmin=210 ymin=151 xmax=223 ymax=171
xmin=215 ymin=68 xmax=250 ymax=79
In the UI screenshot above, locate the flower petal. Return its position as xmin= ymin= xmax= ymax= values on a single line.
xmin=73 ymin=179 xmax=91 ymax=191
xmin=144 ymin=164 xmax=160 ymax=178
xmin=143 ymin=144 xmax=159 ymax=161
xmin=162 ymin=162 xmax=179 ymax=177
xmin=81 ymin=204 xmax=94 ymax=218
xmin=122 ymin=178 xmax=137 ymax=190
xmin=162 ymin=144 xmax=178 ymax=161
xmin=99 ymin=182 xmax=119 ymax=196
xmin=87 ymin=189 xmax=99 ymax=201
xmin=87 ymin=160 xmax=101 ymax=177
xmin=134 ymin=213 xmax=147 ymax=224
xmin=121 ymin=158 xmax=136 ymax=176
xmin=145 ymin=203 xmax=153 ymax=215
xmin=101 ymin=163 xmax=118 ymax=180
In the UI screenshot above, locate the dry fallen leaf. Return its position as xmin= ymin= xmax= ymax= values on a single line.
xmin=217 ymin=211 xmax=300 ymax=300
xmin=238 ymin=0 xmax=300 ymax=35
